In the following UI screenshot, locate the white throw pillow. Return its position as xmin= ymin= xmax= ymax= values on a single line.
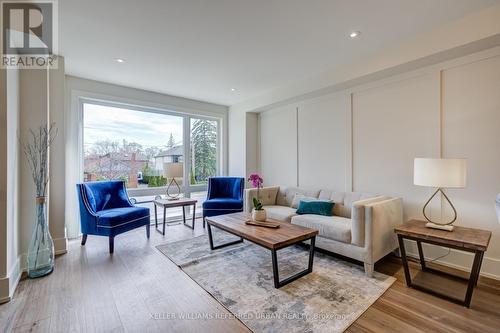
xmin=291 ymin=194 xmax=319 ymax=209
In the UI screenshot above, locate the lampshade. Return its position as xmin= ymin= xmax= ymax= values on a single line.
xmin=414 ymin=158 xmax=466 ymax=188
xmin=163 ymin=162 xmax=183 ymax=178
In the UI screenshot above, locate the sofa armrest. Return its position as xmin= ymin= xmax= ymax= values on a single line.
xmin=244 ymin=186 xmax=280 ymax=213
xmin=351 ymin=196 xmax=390 ymax=247
xmin=364 ymin=197 xmax=404 ymax=264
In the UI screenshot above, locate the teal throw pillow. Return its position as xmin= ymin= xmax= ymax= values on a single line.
xmin=296 ymin=200 xmax=334 ymax=216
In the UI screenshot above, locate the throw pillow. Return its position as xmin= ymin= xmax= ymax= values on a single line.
xmin=296 ymin=200 xmax=334 ymax=216
xmin=291 ymin=194 xmax=318 ymax=208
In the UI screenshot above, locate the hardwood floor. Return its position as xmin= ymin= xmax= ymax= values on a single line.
xmin=1 ymin=218 xmax=499 ymax=333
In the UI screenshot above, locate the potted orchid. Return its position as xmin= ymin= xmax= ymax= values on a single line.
xmin=248 ymin=173 xmax=267 ymax=221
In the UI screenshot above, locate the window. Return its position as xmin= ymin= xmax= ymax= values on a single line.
xmin=190 ymin=118 xmax=218 ymax=185
xmin=83 ymin=103 xmax=184 ymax=190
xmin=81 ymin=101 xmax=221 ymax=222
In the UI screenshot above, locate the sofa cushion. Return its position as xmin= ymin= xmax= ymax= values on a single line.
xmin=276 ymin=187 xmax=320 ymax=207
xmin=291 ymin=214 xmax=352 ymax=244
xmin=318 ymin=190 xmax=375 ymax=218
xmin=262 ymin=205 xmax=297 ymax=222
xmin=291 ymin=194 xmax=318 ymax=209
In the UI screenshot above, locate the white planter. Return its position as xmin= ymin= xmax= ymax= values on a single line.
xmin=252 ymin=209 xmax=267 ymax=222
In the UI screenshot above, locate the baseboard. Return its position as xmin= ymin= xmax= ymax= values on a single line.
xmin=53 ymin=237 xmax=68 ymax=255
xmin=0 ymin=255 xmax=22 ymax=304
xmin=404 ymin=239 xmax=500 ymax=281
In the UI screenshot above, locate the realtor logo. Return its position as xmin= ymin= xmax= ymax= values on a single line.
xmin=1 ymin=0 xmax=58 ymax=68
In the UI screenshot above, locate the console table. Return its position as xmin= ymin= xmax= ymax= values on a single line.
xmin=154 ymin=198 xmax=197 ymax=235
xmin=395 ymin=219 xmax=491 ymax=308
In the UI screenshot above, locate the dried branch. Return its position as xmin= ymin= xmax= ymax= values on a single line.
xmin=22 ymin=123 xmax=58 ymax=197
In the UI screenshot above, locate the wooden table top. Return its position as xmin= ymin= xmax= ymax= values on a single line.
xmin=205 ymin=212 xmax=318 ymax=250
xmin=395 ymin=219 xmax=491 ymax=251
xmin=154 ymin=197 xmax=197 ymax=208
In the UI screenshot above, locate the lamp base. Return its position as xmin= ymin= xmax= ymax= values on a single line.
xmin=425 ymin=222 xmax=454 ymax=232
xmin=166 ymin=196 xmax=180 ymax=201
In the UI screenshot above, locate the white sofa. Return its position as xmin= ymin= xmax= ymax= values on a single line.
xmin=244 ymin=186 xmax=403 ymax=276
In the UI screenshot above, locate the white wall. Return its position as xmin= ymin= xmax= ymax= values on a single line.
xmin=49 ymin=58 xmax=67 ymax=255
xmin=352 ymin=73 xmax=441 ymax=221
xmin=0 ymin=67 xmax=22 ymax=303
xmin=245 ymin=113 xmax=259 ymax=176
xmin=228 ymin=109 xmax=246 ymax=176
xmin=297 ymin=92 xmax=350 ymax=190
xmin=441 ymin=55 xmax=500 ymax=270
xmin=260 ymin=105 xmax=298 ymax=187
xmin=0 ymin=68 xmax=9 ymax=302
xmin=6 ymin=68 xmax=21 ymax=295
xmin=257 ymin=47 xmax=500 ymax=279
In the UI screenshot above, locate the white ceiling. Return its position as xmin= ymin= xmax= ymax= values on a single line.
xmin=60 ymin=0 xmax=500 ymax=106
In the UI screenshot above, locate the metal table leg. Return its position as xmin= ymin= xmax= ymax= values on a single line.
xmin=156 ymin=205 xmax=166 ymax=235
xmin=183 ymin=204 xmax=195 ymax=229
xmin=271 ymin=236 xmax=316 ymax=288
xmin=416 ymin=240 xmax=426 ymax=271
xmin=154 ymin=204 xmax=158 ymax=230
xmin=207 ymin=223 xmax=243 ymax=250
xmin=398 ymin=235 xmax=412 ymax=287
xmin=398 ymin=234 xmax=485 ymax=308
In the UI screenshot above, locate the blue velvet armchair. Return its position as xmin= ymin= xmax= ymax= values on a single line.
xmin=76 ymin=180 xmax=150 ymax=253
xmin=202 ymin=177 xmax=245 ymax=228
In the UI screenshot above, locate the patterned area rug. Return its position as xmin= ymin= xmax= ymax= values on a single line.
xmin=157 ymin=231 xmax=395 ymax=333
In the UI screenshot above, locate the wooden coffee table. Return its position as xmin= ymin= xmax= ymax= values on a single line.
xmin=205 ymin=212 xmax=318 ymax=288
xmin=395 ymin=219 xmax=491 ymax=307
xmin=154 ymin=198 xmax=197 ymax=235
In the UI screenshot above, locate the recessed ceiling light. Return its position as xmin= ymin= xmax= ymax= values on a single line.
xmin=231 ymin=88 xmax=236 ymax=92
xmin=115 ymin=58 xmax=126 ymax=63
xmin=349 ymin=31 xmax=361 ymax=39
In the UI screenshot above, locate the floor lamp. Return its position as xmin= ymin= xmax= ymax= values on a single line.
xmin=414 ymin=158 xmax=467 ymax=231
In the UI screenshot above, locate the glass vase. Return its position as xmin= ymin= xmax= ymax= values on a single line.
xmin=27 ymin=196 xmax=55 ymax=278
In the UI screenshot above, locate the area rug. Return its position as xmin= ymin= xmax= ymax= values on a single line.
xmin=157 ymin=231 xmax=395 ymax=333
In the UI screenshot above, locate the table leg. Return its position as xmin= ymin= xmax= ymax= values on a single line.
xmin=464 ymin=250 xmax=483 ymax=308
xmin=154 ymin=204 xmax=158 ymax=229
xmin=271 ymin=236 xmax=316 ymax=289
xmin=162 ymin=206 xmax=166 ymax=235
xmin=475 ymin=251 xmax=484 ymax=286
xmin=271 ymin=248 xmax=280 ymax=288
xmin=155 ymin=204 xmax=165 ymax=235
xmin=182 ymin=204 xmax=195 ymax=229
xmin=206 ymin=223 xmax=243 ymax=250
xmin=308 ymin=236 xmax=316 ymax=272
xmin=398 ymin=235 xmax=412 ymax=287
xmin=417 ymin=240 xmax=426 ymax=271
xmin=192 ymin=204 xmax=196 ymax=228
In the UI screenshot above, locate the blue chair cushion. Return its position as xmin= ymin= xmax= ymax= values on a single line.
xmin=96 ymin=206 xmax=150 ymax=228
xmin=203 ymin=198 xmax=244 ymax=210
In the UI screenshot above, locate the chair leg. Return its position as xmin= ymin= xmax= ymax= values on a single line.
xmin=81 ymin=234 xmax=87 ymax=246
xmin=109 ymin=237 xmax=114 ymax=254
xmin=203 ymin=216 xmax=206 ymax=228
xmin=146 ymin=224 xmax=150 ymax=239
